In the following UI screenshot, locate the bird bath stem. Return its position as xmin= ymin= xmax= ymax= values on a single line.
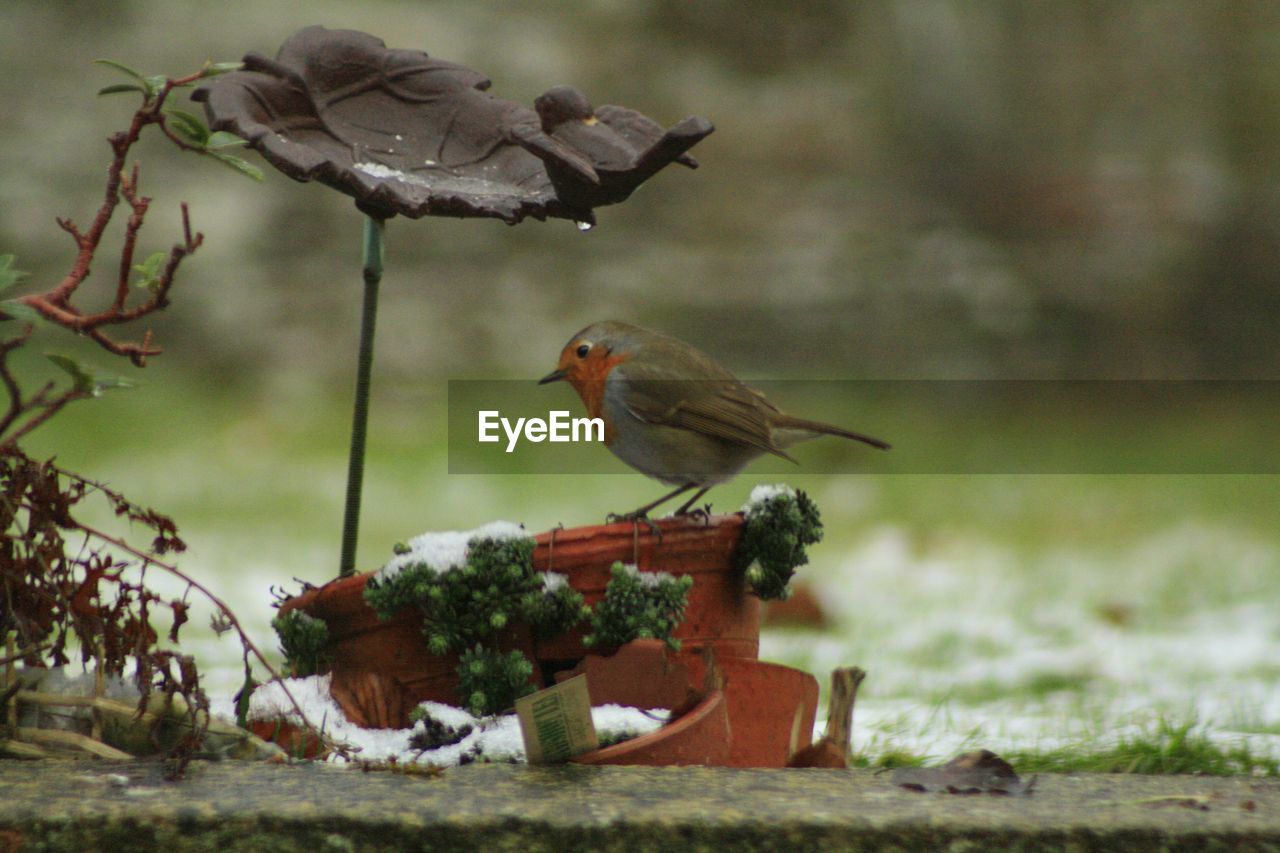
xmin=339 ymin=215 xmax=385 ymax=577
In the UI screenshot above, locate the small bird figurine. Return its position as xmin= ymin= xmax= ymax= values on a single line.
xmin=513 ymin=85 xmax=708 ymax=217
xmin=539 ymin=321 xmax=890 ymax=519
xmin=533 ymin=85 xmax=701 ymax=173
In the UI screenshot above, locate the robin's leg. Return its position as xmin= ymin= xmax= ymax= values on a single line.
xmin=608 ymin=483 xmax=696 ymax=523
xmin=672 ymin=486 xmax=711 ymax=517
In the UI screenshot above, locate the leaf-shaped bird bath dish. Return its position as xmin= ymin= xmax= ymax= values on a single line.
xmin=193 ymin=26 xmax=714 ymax=226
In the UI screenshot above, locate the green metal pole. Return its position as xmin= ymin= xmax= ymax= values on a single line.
xmin=339 ymin=215 xmax=384 ymax=577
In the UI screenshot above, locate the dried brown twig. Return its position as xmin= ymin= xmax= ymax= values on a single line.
xmin=74 ymin=513 xmax=321 ymax=741
xmin=4 ymin=67 xmax=210 ymax=367
xmin=0 ymin=60 xmax=259 ymax=450
xmin=0 ymin=61 xmax=324 ymax=770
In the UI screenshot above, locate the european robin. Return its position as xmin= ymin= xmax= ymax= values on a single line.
xmin=539 ymin=321 xmax=890 ymax=518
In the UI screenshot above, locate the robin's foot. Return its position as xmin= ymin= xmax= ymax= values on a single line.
xmin=606 ymin=509 xmax=646 ymax=524
xmin=681 ymin=503 xmax=714 ymax=525
xmin=607 ymin=510 xmax=663 ymax=541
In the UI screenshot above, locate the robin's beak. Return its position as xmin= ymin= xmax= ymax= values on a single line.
xmin=538 ymin=367 xmax=568 ymax=385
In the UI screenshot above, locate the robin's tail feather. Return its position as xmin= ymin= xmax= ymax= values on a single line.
xmin=771 ymin=414 xmax=891 ymax=451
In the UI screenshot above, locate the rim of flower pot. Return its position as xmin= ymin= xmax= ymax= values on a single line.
xmin=277 ymin=512 xmax=747 ymax=617
xmin=533 ymin=512 xmax=744 ymax=558
xmin=276 ymin=572 xmax=367 ymax=622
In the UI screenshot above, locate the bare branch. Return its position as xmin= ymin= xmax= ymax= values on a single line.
xmin=113 ymin=164 xmax=149 ymax=312
xmin=2 ymin=65 xmax=216 ymax=443
xmin=76 ymin=520 xmax=323 ymax=739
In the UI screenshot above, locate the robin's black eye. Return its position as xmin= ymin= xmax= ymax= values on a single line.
xmin=575 ymin=343 xmax=591 ymax=358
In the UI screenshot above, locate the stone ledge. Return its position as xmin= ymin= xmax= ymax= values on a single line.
xmin=0 ymin=762 xmax=1276 ymax=851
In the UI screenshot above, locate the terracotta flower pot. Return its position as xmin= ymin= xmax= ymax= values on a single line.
xmin=248 ymin=720 xmax=326 ymax=759
xmin=273 ymin=514 xmax=760 ymax=737
xmin=275 ymin=574 xmax=534 ymax=728
xmin=532 ymin=514 xmax=759 ymax=662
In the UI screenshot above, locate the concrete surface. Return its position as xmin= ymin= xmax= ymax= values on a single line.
xmin=0 ymin=761 xmax=1276 ymax=851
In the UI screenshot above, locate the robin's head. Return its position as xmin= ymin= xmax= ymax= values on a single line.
xmin=538 ymin=321 xmax=643 ymax=392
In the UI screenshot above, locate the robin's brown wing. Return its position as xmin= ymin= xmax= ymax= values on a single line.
xmin=613 ymin=355 xmax=795 ymax=461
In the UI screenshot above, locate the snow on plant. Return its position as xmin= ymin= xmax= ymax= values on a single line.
xmin=736 ymin=484 xmax=823 ymax=600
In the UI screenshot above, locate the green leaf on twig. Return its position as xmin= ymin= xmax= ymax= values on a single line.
xmin=208 ymin=150 xmax=264 ymax=181
xmin=133 ymin=251 xmax=167 ymax=292
xmin=94 ymin=59 xmax=162 ymax=100
xmin=0 ymin=254 xmax=28 ymax=293
xmin=46 ymin=354 xmax=94 ymax=394
xmin=2 ymin=257 xmax=42 ymax=324
xmin=93 ymin=58 xmax=148 ymax=83
xmin=163 ymin=112 xmax=262 ymax=181
xmin=47 ymin=353 xmax=136 ymax=397
xmin=164 ymin=108 xmax=211 ymax=147
xmin=201 ymin=61 xmax=244 ymax=77
xmin=206 ymin=131 xmax=247 ymax=150
xmin=1 ymin=300 xmax=43 ymax=326
xmin=97 ymin=83 xmax=148 ymax=98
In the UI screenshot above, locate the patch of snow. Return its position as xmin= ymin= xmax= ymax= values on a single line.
xmin=416 ymin=700 xmax=476 ymax=730
xmin=352 ymin=161 xmax=434 ymax=190
xmin=376 ymin=520 xmax=531 ymax=582
xmin=763 ymin=520 xmax=1280 ymax=766
xmin=741 ymin=483 xmax=796 ymax=514
xmin=594 ymin=704 xmax=669 ymax=737
xmin=238 ymin=677 xmax=665 ymax=767
xmin=616 ymin=562 xmax=678 ymax=588
xmin=540 ymin=571 xmax=569 ymax=592
xmin=245 ymin=674 xmax=345 ymax=726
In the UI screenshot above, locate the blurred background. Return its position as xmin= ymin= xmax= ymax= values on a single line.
xmin=4 ymin=1 xmax=1278 ymax=763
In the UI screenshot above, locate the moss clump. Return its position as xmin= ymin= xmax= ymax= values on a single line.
xmin=456 ymin=645 xmax=535 ymax=717
xmin=365 ymin=531 xmax=590 ymax=717
xmin=270 ymin=609 xmax=330 ymax=677
xmin=521 ymin=573 xmax=590 ymax=639
xmin=365 ymin=535 xmax=589 ymax=654
xmin=735 ymin=486 xmax=823 ymax=600
xmin=364 ymin=534 xmax=540 ymax=655
xmin=583 ymin=562 xmax=692 ymax=651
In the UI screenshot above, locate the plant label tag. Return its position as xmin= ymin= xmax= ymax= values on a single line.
xmin=515 ymin=674 xmax=598 ymax=764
